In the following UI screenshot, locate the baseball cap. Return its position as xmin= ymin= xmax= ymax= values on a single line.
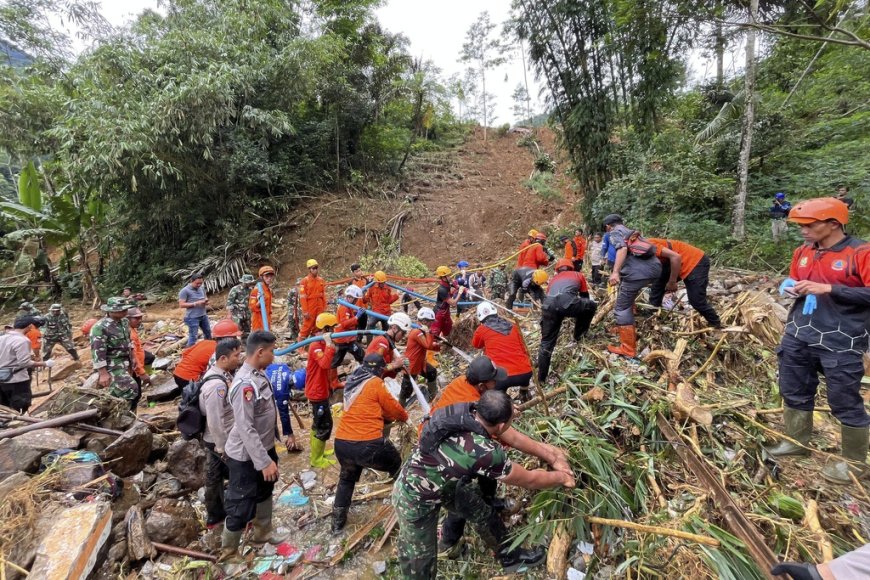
xmin=466 ymin=356 xmax=508 ymax=384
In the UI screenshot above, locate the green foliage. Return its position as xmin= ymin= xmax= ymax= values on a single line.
xmin=524 ymin=172 xmax=562 ymax=202
xmin=496 ymin=123 xmax=510 ymax=137
xmin=533 ymin=152 xmax=555 ymax=173
xmin=358 ymin=236 xmax=429 ymax=278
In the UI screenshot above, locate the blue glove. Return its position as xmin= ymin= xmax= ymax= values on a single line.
xmin=802 ymin=294 xmax=817 ymax=315
xmin=355 ymin=307 xmax=365 ymax=317
xmin=779 ymin=278 xmax=796 ymax=296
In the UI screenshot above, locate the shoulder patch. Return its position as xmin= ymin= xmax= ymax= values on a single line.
xmin=243 ymin=385 xmax=255 ymax=402
xmin=217 ymin=385 xmax=227 ymax=399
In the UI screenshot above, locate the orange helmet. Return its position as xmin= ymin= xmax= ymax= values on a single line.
xmin=258 ymin=265 xmax=275 ymax=277
xmin=555 ymin=258 xmax=574 ymax=272
xmin=535 ymin=232 xmax=547 ymax=241
xmin=81 ymin=318 xmax=99 ymax=336
xmin=788 ymin=197 xmax=849 ymax=225
xmin=213 ymin=319 xmax=242 ymax=338
xmin=374 ymin=271 xmax=388 ymax=283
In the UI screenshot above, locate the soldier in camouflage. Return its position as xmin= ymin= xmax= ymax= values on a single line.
xmin=286 ymin=285 xmax=300 ymax=342
xmin=42 ymin=304 xmax=79 ymax=361
xmin=90 ymin=297 xmax=139 ymax=406
xmin=488 ymin=264 xmax=508 ymax=301
xmin=227 ymin=274 xmax=256 ymax=338
xmin=392 ymin=390 xmax=574 ymax=578
xmin=16 ymin=301 xmax=40 ymax=318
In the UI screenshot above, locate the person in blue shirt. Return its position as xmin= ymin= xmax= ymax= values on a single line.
xmin=455 ymin=261 xmax=471 ymax=315
xmin=769 ymin=192 xmax=792 ymax=241
xmin=265 ymin=362 xmax=305 ymax=452
xmin=601 ymin=232 xmax=617 ymax=272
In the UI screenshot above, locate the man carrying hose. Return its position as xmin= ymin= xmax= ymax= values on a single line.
xmin=305 ymin=313 xmax=339 ymax=468
xmin=364 ymin=271 xmax=398 ymax=337
xmin=430 ymin=266 xmax=457 ymax=339
xmin=472 ymin=302 xmax=533 ymax=402
xmin=299 ymin=259 xmax=327 ymax=340
xmin=249 ymin=266 xmax=275 ymax=332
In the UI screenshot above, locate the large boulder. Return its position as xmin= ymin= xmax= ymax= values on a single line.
xmin=145 ymin=498 xmax=199 ymax=546
xmin=0 ymin=438 xmax=44 ymax=481
xmin=0 ymin=471 xmax=30 ymax=503
xmin=102 ymin=422 xmax=153 ymax=477
xmin=144 ymin=376 xmax=182 ymax=403
xmin=48 ymin=358 xmax=82 ymax=381
xmin=125 ymin=505 xmax=156 ymax=561
xmin=166 ymin=439 xmax=206 ymax=490
xmin=29 ymin=501 xmax=112 ymax=580
xmin=13 ymin=428 xmax=82 ymax=452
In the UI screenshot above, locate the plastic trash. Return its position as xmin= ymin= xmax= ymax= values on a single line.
xmin=277 ymin=485 xmax=309 ymax=507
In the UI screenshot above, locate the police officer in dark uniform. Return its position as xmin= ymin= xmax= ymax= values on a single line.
xmin=764 ymin=198 xmax=870 ymax=484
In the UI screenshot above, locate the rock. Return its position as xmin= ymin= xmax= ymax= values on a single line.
xmin=144 ymin=376 xmax=182 ymax=403
xmin=151 ymin=474 xmax=184 ymax=498
xmin=125 ymin=505 xmax=156 ymax=561
xmin=13 ymin=428 xmax=82 ymax=452
xmin=145 ymin=498 xmax=200 ymax=546
xmin=138 ymin=412 xmax=177 ymax=433
xmin=132 ymin=467 xmax=158 ymax=490
xmin=148 ymin=434 xmax=169 ymax=461
xmin=372 ymin=560 xmax=387 ymax=575
xmin=29 ymin=500 xmax=112 ymax=580
xmin=83 ymin=432 xmax=115 ymax=455
xmin=49 ymin=358 xmax=83 ymax=381
xmin=82 ymin=373 xmax=100 ymax=390
xmin=102 ymin=422 xmax=153 ymax=477
xmin=0 ymin=438 xmax=44 ymax=480
xmin=105 ymin=540 xmax=128 ymax=569
xmin=166 ymin=439 xmax=206 ymax=490
xmin=152 ymin=357 xmax=173 ymax=371
xmin=111 ymin=482 xmax=141 ymax=524
xmin=0 ymin=471 xmax=30 ymax=502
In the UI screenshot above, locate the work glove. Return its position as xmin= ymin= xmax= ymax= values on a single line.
xmin=802 ymin=294 xmax=817 ymax=315
xmin=44 ymin=359 xmax=55 ymax=368
xmin=355 ymin=306 xmax=365 ymax=317
xmin=779 ymin=278 xmax=796 ymax=296
xmin=770 ymin=562 xmax=822 ymax=580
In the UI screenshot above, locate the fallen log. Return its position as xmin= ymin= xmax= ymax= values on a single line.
xmin=517 ymin=385 xmax=605 ymax=412
xmin=0 ymin=412 xmax=122 ymax=437
xmin=657 ymin=414 xmax=783 ymax=579
xmin=152 ymin=542 xmax=216 ymax=562
xmin=584 ymin=516 xmax=719 ymax=547
xmin=546 ymin=522 xmax=574 ymax=579
xmin=0 ymin=409 xmax=100 ymax=439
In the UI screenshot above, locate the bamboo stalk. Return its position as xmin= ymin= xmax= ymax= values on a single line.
xmin=584 ymin=516 xmax=720 ymax=547
xmin=546 ymin=522 xmax=573 ymax=579
xmin=685 ymin=333 xmax=729 ymax=383
xmin=152 ymin=542 xmax=216 ymax=562
xmin=0 ymin=409 xmax=100 ymax=439
xmin=804 ymin=500 xmax=833 ymax=562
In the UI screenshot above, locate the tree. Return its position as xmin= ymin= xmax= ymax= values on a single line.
xmin=459 ymin=11 xmax=506 ymax=141
xmin=511 ymin=83 xmax=531 ymax=123
xmin=733 ymin=0 xmax=760 ymax=240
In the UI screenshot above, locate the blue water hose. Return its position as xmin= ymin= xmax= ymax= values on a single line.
xmin=336 ymin=298 xmax=423 ymax=329
xmin=256 ymin=281 xmax=270 ymax=332
xmin=274 ymin=330 xmax=387 ymax=356
xmin=384 ymin=281 xmax=530 ymax=308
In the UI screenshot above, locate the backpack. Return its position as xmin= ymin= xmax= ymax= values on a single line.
xmin=625 ymin=230 xmax=657 ymax=259
xmin=177 ymin=373 xmax=228 ymax=440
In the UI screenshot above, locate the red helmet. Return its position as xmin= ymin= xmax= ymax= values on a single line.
xmin=534 ymin=232 xmax=547 ymax=241
xmin=788 ymin=197 xmax=849 ymax=225
xmin=81 ymin=318 xmax=99 ymax=336
xmin=555 ymin=258 xmax=574 ymax=272
xmin=213 ymin=319 xmax=242 ymax=338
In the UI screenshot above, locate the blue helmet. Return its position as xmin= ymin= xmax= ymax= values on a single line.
xmin=775 ymin=192 xmax=785 ymax=200
xmin=457 ymin=260 xmax=470 ymax=269
xmin=292 ymin=369 xmax=307 ymax=390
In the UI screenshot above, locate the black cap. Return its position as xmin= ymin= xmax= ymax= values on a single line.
xmin=350 ymin=263 xmax=361 ymax=272
xmin=603 ymin=214 xmax=623 ymax=226
xmin=362 ymin=353 xmax=386 ymax=376
xmin=13 ymin=316 xmax=41 ymax=329
xmin=466 ymin=356 xmax=508 ymax=385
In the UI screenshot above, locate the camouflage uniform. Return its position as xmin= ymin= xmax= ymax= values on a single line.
xmin=489 ymin=267 xmax=508 ymax=301
xmin=16 ymin=302 xmax=41 ymax=318
xmin=286 ymin=287 xmax=299 ymax=341
xmin=90 ymin=299 xmax=137 ymax=401
xmin=42 ymin=306 xmax=78 ymax=360
xmin=227 ymin=279 xmax=254 ymax=336
xmin=392 ymin=430 xmax=513 ymax=578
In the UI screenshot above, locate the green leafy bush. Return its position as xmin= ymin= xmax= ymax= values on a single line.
xmin=524 ymin=172 xmax=562 ymax=202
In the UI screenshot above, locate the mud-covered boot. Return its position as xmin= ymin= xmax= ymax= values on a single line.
xmin=764 ymin=407 xmax=812 ymax=457
xmin=250 ymin=500 xmax=288 ymax=545
xmin=331 ymin=506 xmax=349 ymax=534
xmin=822 ymin=425 xmax=869 ymax=484
xmin=219 ymin=528 xmax=242 ymax=562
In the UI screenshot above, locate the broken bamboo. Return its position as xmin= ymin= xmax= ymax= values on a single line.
xmin=517 ymin=385 xmax=605 ymax=412
xmin=0 ymin=412 xmax=122 ymax=437
xmin=584 ymin=516 xmax=720 ymax=547
xmin=0 ymin=409 xmax=100 ymax=439
xmin=546 ymin=522 xmax=574 ymax=579
xmin=328 ymin=504 xmax=392 ymax=566
xmin=152 ymin=542 xmax=216 ymax=562
xmin=804 ymin=500 xmax=833 ymax=562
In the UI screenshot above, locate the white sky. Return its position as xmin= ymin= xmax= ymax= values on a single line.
xmin=73 ymin=0 xmax=738 ymax=125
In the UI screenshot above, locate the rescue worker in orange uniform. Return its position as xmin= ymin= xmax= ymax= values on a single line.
xmin=764 ymin=198 xmax=870 ymax=484
xmin=127 ymin=307 xmax=152 ymax=408
xmin=249 ymin=266 xmax=276 ymax=332
xmin=430 ymin=266 xmax=457 ymax=338
xmin=646 ymin=238 xmax=722 ymax=328
xmin=516 ymin=229 xmax=538 ymax=267
xmin=350 ymin=263 xmax=371 ymax=330
xmin=472 ymin=302 xmax=533 ymax=401
xmin=401 ymin=307 xmax=440 ymax=404
xmin=518 ymin=233 xmax=551 ymax=269
xmin=172 ymin=319 xmax=243 ymax=390
xmin=334 ymin=285 xmax=366 ymax=367
xmin=306 ymin=313 xmax=338 ymax=468
xmin=563 ymin=228 xmax=587 ymax=271
xmin=364 ymin=271 xmax=398 ymax=335
xmin=427 ymin=356 xmax=573 ymax=557
xmin=366 ymin=312 xmax=411 ymax=379
xmin=332 ymin=354 xmax=408 ymax=533
xmin=299 ymin=259 xmax=327 ymax=340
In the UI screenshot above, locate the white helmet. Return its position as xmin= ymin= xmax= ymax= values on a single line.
xmin=387 ymin=312 xmax=413 ymax=332
xmin=476 ymin=302 xmax=498 ymax=322
xmin=417 ymin=307 xmax=435 ymax=321
xmin=344 ymin=285 xmax=363 ymax=300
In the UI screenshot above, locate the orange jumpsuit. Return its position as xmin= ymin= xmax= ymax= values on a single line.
xmin=248 ymin=281 xmax=273 ymax=331
xmin=365 ymin=284 xmax=398 ymax=316
xmin=130 ymin=327 xmax=146 ymax=377
xmin=299 ymin=273 xmax=327 ymax=339
xmin=518 ymin=243 xmax=549 ymax=269
xmin=516 ymin=239 xmax=532 ymax=267
xmin=26 ymin=327 xmax=42 ymax=360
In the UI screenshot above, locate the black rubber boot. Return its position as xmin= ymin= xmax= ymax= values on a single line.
xmin=331 ymin=506 xmax=349 ymax=534
xmin=498 ymin=545 xmax=546 ymax=573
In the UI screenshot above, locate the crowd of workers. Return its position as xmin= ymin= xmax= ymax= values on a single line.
xmin=0 ymin=195 xmax=867 ymax=578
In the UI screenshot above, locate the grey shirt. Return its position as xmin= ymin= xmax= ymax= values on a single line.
xmin=199 ymin=365 xmax=234 ymax=453
xmin=0 ymin=332 xmax=32 ymax=383
xmin=224 ymin=362 xmax=277 ymax=470
xmin=608 ymin=224 xmax=662 ymax=282
xmin=179 ymin=284 xmax=207 ymax=320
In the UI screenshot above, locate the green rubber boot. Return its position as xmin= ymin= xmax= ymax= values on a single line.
xmin=764 ymin=407 xmax=812 ymax=457
xmin=822 ymin=425 xmax=869 ymax=484
xmin=310 ymin=433 xmax=336 ymax=468
xmin=251 ymin=500 xmax=289 ymax=545
xmin=219 ymin=527 xmax=242 ymax=562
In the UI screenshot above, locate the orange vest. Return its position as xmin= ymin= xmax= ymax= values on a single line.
xmin=131 ymin=327 xmax=145 ymax=376
xmin=336 ymin=377 xmax=408 ymax=442
xmin=174 ymin=340 xmax=216 ymax=381
xmin=249 ymin=282 xmax=273 ymax=331
xmin=405 ymin=328 xmax=439 ymax=375
xmin=365 ymin=284 xmax=398 ymax=315
xmin=648 ymin=238 xmax=705 ymax=280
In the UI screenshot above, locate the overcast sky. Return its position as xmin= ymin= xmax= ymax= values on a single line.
xmin=76 ymin=0 xmax=738 ymax=125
